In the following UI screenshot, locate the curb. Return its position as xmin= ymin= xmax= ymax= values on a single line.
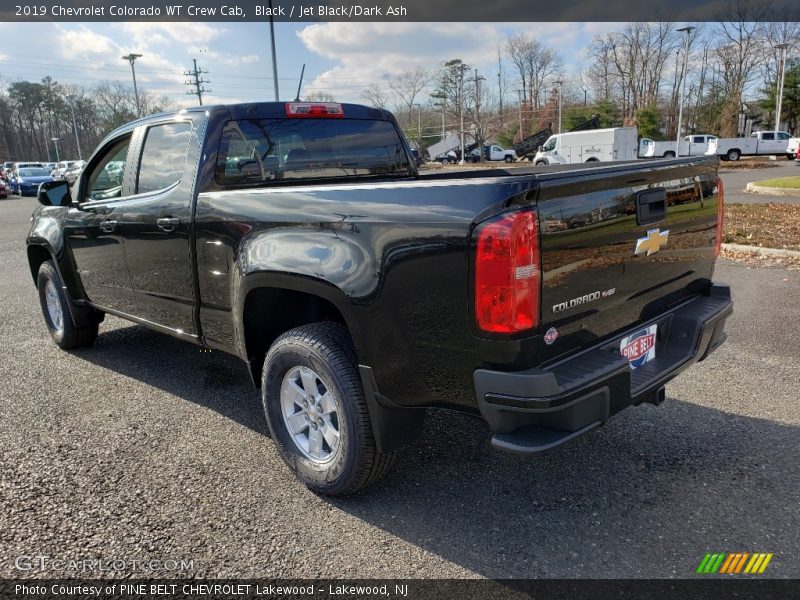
xmin=722 ymin=243 xmax=800 ymax=258
xmin=745 ymin=182 xmax=800 ymax=197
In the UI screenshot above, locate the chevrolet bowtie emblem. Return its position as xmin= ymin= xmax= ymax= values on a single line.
xmin=634 ymin=228 xmax=669 ymax=256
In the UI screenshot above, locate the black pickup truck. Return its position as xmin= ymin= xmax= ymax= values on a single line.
xmin=27 ymin=102 xmax=732 ymax=495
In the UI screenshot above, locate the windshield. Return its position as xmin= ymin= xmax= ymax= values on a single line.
xmin=19 ymin=168 xmax=49 ymax=177
xmin=216 ymin=118 xmax=411 ymax=186
xmin=542 ymin=137 xmax=557 ymax=152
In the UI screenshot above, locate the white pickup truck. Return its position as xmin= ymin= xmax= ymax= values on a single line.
xmin=639 ymin=135 xmax=717 ymax=159
xmin=706 ymin=131 xmax=792 ymax=161
xmin=468 ymin=144 xmax=517 ymax=163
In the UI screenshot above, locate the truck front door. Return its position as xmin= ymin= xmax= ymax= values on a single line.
xmin=65 ymin=133 xmax=138 ymax=315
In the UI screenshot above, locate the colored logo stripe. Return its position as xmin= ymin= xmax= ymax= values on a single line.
xmin=697 ymin=553 xmax=773 ymax=574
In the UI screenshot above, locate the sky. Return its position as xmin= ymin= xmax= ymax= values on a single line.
xmin=0 ymin=21 xmax=623 ymax=107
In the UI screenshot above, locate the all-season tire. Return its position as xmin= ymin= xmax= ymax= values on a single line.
xmin=504 ymin=155 xmax=514 ymax=163
xmin=663 ymin=151 xmax=676 ymax=158
xmin=37 ymin=260 xmax=98 ymax=349
xmin=726 ymin=149 xmax=741 ymax=161
xmin=261 ymin=322 xmax=396 ymax=496
xmin=534 ymin=160 xmax=547 ymax=166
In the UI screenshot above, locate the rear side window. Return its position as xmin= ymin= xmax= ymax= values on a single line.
xmin=137 ymin=122 xmax=192 ymax=194
xmin=761 ymin=132 xmax=775 ymax=141
xmin=216 ymin=118 xmax=411 ymax=186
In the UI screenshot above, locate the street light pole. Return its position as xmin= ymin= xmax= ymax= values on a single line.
xmin=675 ymin=26 xmax=695 ymax=153
xmin=775 ymin=43 xmax=790 ymax=133
xmin=51 ymin=138 xmax=60 ymax=163
xmin=121 ymin=53 xmax=143 ymax=117
xmin=414 ymin=103 xmax=422 ymax=150
xmin=268 ymin=0 xmax=279 ymax=101
xmin=555 ymin=79 xmax=563 ymax=134
xmin=516 ymin=89 xmax=524 ymax=140
xmin=65 ymin=95 xmax=82 ymax=160
xmin=458 ymin=65 xmax=466 ymax=165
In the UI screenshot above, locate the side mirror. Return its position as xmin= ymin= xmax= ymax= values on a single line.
xmin=38 ymin=180 xmax=71 ymax=207
xmin=538 ymin=145 xmax=544 ymax=152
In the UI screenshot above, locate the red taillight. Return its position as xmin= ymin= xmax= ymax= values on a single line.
xmin=475 ymin=210 xmax=540 ymax=333
xmin=715 ymin=177 xmax=724 ymax=257
xmin=285 ymin=102 xmax=344 ymax=118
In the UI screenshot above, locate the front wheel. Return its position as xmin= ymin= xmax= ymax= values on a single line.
xmin=37 ymin=260 xmax=98 ymax=349
xmin=504 ymin=155 xmax=514 ymax=163
xmin=262 ymin=322 xmax=396 ymax=496
xmin=663 ymin=151 xmax=676 ymax=158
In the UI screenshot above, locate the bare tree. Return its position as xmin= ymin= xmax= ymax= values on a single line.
xmin=361 ymin=83 xmax=390 ymax=109
xmin=388 ymin=67 xmax=430 ymax=121
xmin=506 ymin=34 xmax=533 ymax=102
xmin=303 ymin=90 xmax=336 ymax=102
xmin=713 ymin=0 xmax=770 ymax=135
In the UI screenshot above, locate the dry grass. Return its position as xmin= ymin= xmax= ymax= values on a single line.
xmin=720 ymin=247 xmax=800 ymax=270
xmin=724 ymin=203 xmax=800 ymax=251
xmin=718 ymin=159 xmax=783 ymax=171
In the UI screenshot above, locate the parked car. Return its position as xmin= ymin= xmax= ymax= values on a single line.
xmin=51 ymin=161 xmax=76 ymax=179
xmin=707 ymin=131 xmax=792 ymax=161
xmin=63 ymin=160 xmax=86 ymax=186
xmin=0 ymin=179 xmax=8 ymax=199
xmin=11 ymin=167 xmax=54 ymax=196
xmin=11 ymin=161 xmax=45 ymax=172
xmin=28 ymin=101 xmax=732 ymax=496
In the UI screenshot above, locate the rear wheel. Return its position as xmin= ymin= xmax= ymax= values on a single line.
xmin=663 ymin=151 xmax=676 ymax=158
xmin=726 ymin=149 xmax=741 ymax=161
xmin=262 ymin=322 xmax=396 ymax=496
xmin=37 ymin=260 xmax=98 ymax=349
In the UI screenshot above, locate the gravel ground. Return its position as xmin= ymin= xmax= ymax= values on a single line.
xmin=0 ymin=195 xmax=798 ymax=580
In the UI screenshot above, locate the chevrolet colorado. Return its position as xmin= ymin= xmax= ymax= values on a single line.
xmin=27 ymin=102 xmax=732 ymax=495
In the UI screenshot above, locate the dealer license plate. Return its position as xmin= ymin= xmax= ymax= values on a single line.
xmin=619 ymin=324 xmax=657 ymax=369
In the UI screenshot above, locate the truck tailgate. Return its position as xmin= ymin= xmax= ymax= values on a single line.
xmin=535 ymin=158 xmax=720 ymax=363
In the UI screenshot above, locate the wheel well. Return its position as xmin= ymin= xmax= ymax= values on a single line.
xmin=27 ymin=245 xmax=52 ymax=283
xmin=243 ymin=287 xmax=349 ymax=387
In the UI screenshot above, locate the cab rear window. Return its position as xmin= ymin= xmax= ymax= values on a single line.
xmin=215 ymin=118 xmax=411 ymax=186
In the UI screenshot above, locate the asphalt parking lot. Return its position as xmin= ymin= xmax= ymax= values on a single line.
xmin=719 ymin=160 xmax=800 ymax=205
xmin=0 ymin=194 xmax=798 ymax=579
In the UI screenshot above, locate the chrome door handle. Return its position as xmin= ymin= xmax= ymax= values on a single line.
xmin=99 ymin=220 xmax=117 ymax=233
xmin=157 ymin=217 xmax=180 ymax=232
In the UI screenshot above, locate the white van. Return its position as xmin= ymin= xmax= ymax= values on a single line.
xmin=534 ymin=127 xmax=639 ymax=165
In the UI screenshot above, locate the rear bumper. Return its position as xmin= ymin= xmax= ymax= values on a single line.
xmin=474 ymin=285 xmax=733 ymax=455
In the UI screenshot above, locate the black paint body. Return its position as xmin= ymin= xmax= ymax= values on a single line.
xmin=26 ymin=103 xmax=723 ymax=417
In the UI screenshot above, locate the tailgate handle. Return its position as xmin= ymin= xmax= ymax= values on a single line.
xmin=635 ymin=188 xmax=666 ymax=226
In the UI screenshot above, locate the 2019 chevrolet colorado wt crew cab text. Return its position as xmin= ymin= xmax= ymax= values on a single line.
xmin=27 ymin=102 xmax=732 ymax=495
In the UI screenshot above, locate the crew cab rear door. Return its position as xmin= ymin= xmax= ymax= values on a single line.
xmin=535 ymin=159 xmax=720 ymax=363
xmin=121 ymin=116 xmax=201 ymax=335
